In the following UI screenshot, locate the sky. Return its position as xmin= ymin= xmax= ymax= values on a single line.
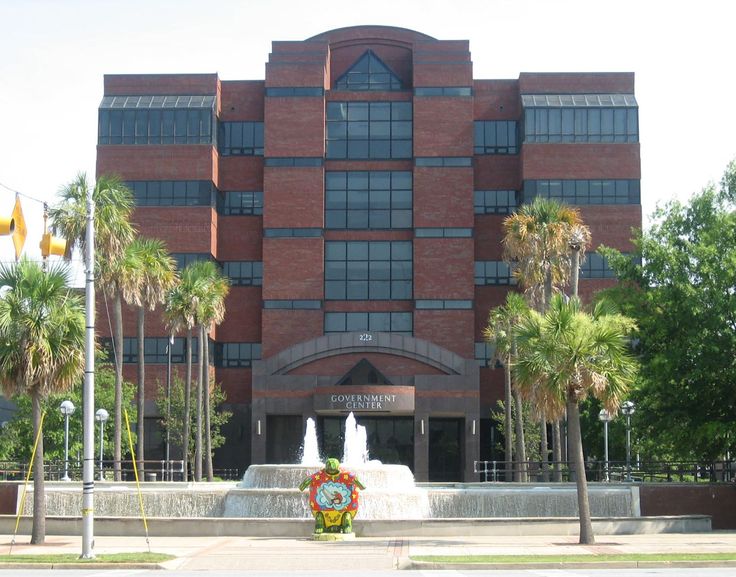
xmin=0 ymin=0 xmax=734 ymax=271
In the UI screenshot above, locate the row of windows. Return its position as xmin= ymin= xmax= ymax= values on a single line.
xmin=324 ymin=312 xmax=412 ymax=334
xmin=414 ymin=87 xmax=472 ymax=96
xmin=474 ymin=190 xmax=518 ymax=214
xmin=217 ymin=191 xmax=264 ymax=215
xmin=218 ymin=122 xmax=264 ymax=156
xmin=325 ymin=241 xmax=412 ymax=300
xmin=263 ymin=300 xmax=321 ymax=309
xmin=263 ymin=228 xmax=323 ymax=238
xmin=415 ymin=300 xmax=473 ymax=309
xmin=475 ymin=261 xmax=516 ymax=285
xmin=98 ymin=108 xmax=214 ymax=145
xmin=415 ymin=157 xmax=472 ymax=167
xmin=524 ymin=179 xmax=641 ymax=205
xmin=126 ymin=180 xmax=215 ymax=207
xmin=524 ymin=107 xmax=639 ymax=143
xmin=222 ymin=261 xmax=263 ymax=286
xmin=474 ymin=121 xmax=519 ymax=154
xmin=325 ymin=171 xmax=412 ymax=229
xmin=101 ymin=337 xmax=199 ymax=364
xmin=326 ymin=102 xmax=412 ymax=159
xmin=214 ymin=343 xmax=261 ymax=368
xmin=415 ymin=228 xmax=472 ymax=238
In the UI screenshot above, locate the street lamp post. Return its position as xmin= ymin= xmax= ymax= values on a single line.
xmin=598 ymin=408 xmax=613 ymax=482
xmin=95 ymin=409 xmax=109 ymax=481
xmin=59 ymin=400 xmax=75 ymax=481
xmin=621 ymin=400 xmax=636 ymax=482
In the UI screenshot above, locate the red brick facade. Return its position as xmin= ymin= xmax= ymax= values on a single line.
xmin=96 ymin=25 xmax=640 ymax=481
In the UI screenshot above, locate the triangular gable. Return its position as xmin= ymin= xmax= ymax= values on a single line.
xmin=334 ymin=50 xmax=402 ymax=91
xmin=337 ymin=358 xmax=394 ymax=386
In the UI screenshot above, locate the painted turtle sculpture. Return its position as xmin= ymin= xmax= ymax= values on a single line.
xmin=298 ymin=457 xmax=365 ymax=534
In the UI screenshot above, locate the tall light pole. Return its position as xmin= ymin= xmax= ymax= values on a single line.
xmin=621 ymin=400 xmax=636 ymax=482
xmin=95 ymin=409 xmax=109 ymax=482
xmin=598 ymin=408 xmax=613 ymax=482
xmin=60 ymin=400 xmax=75 ymax=481
xmin=81 ymin=183 xmax=96 ymax=559
xmin=165 ymin=333 xmax=174 ymax=481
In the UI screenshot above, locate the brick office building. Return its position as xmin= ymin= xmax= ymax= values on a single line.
xmin=96 ymin=25 xmax=640 ymax=481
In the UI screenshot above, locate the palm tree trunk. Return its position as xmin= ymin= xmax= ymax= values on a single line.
xmin=194 ymin=325 xmax=204 ymax=482
xmin=553 ymin=421 xmax=563 ymax=481
xmin=540 ymin=415 xmax=549 ymax=482
xmin=136 ymin=306 xmax=145 ymax=476
xmin=513 ymin=390 xmax=527 ymax=482
xmin=570 ymin=247 xmax=581 ymax=298
xmin=203 ymin=326 xmax=214 ymax=482
xmin=182 ymin=328 xmax=192 ymax=482
xmin=568 ymin=396 xmax=595 ymax=544
xmin=503 ymin=354 xmax=513 ymax=482
xmin=113 ymin=290 xmax=123 ymax=482
xmin=31 ymin=390 xmax=45 ymax=544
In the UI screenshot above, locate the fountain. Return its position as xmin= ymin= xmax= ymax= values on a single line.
xmin=227 ymin=412 xmax=430 ymax=519
xmin=14 ymin=412 xmax=688 ymax=537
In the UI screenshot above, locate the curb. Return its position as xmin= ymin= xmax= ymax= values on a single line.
xmin=406 ymin=559 xmax=736 ymax=571
xmin=0 ymin=562 xmax=165 ymax=570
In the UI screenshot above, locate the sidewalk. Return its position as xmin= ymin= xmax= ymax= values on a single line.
xmin=2 ymin=531 xmax=736 ymax=570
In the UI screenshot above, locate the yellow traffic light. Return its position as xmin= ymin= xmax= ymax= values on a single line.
xmin=40 ymin=232 xmax=66 ymax=257
xmin=0 ymin=196 xmax=27 ymax=260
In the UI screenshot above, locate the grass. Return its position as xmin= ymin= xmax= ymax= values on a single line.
xmin=412 ymin=552 xmax=736 ymax=564
xmin=0 ymin=552 xmax=174 ymax=564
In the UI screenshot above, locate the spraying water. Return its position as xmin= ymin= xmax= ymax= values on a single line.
xmin=300 ymin=418 xmax=321 ymax=465
xmin=342 ymin=412 xmax=370 ymax=466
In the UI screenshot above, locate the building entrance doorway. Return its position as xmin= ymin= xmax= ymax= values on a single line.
xmin=428 ymin=418 xmax=463 ymax=481
xmin=319 ymin=415 xmax=414 ymax=469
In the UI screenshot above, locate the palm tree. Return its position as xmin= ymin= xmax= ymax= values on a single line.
xmin=514 ymin=294 xmax=637 ymax=544
xmin=50 ymin=173 xmax=136 ymax=481
xmin=483 ymin=292 xmax=529 ymax=481
xmin=169 ymin=260 xmax=230 ymax=481
xmin=503 ymin=197 xmax=590 ymax=481
xmin=192 ymin=262 xmax=230 ymax=482
xmin=119 ymin=238 xmax=177 ymax=474
xmin=0 ymin=259 xmax=85 ymax=544
xmin=164 ymin=263 xmax=204 ymax=481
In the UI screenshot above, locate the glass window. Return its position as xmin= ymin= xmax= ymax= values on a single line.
xmin=523 ymin=179 xmax=640 ymax=205
xmin=217 ymin=191 xmax=263 ymax=215
xmin=222 ymin=261 xmax=262 ymax=286
xmin=324 ymin=311 xmax=412 ymax=334
xmin=474 ymin=121 xmax=518 ymax=154
xmin=127 ymin=180 xmax=215 ymax=207
xmin=218 ymin=122 xmax=264 ymax=156
xmin=325 ymin=240 xmax=412 ymax=300
xmin=474 ymin=261 xmax=516 ymax=285
xmin=334 ymin=50 xmax=403 ymax=91
xmin=214 ymin=342 xmax=261 ymax=368
xmin=523 ymin=107 xmax=638 ymax=143
xmin=325 ymin=171 xmax=412 ymax=230
xmin=326 ymin=101 xmax=412 ymax=159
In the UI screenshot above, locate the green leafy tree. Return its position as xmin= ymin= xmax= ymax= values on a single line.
xmin=599 ymin=160 xmax=736 ymax=461
xmin=156 ymin=374 xmax=231 ymax=476
xmin=50 ymin=173 xmax=136 ymax=481
xmin=0 ymin=363 xmax=136 ymax=466
xmin=119 ymin=238 xmax=177 ymax=474
xmin=514 ymin=295 xmax=638 ymax=544
xmin=0 ymin=259 xmax=85 ymax=544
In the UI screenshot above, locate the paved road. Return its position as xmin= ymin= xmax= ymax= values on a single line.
xmin=2 ymin=570 xmax=736 ymax=576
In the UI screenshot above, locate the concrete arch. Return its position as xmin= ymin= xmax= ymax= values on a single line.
xmin=263 ymin=332 xmax=473 ymax=377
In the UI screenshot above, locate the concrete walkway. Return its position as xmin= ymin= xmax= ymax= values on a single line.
xmin=2 ymin=531 xmax=736 ymax=570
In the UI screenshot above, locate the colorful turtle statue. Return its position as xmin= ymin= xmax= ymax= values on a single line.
xmin=299 ymin=457 xmax=365 ymax=535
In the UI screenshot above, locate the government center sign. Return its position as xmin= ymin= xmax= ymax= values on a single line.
xmin=314 ymin=387 xmax=415 ymax=413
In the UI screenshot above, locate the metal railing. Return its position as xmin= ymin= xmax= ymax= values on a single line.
xmin=474 ymin=459 xmax=736 ymax=483
xmin=0 ymin=460 xmax=241 ymax=482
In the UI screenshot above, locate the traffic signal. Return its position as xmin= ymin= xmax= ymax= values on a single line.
xmin=39 ymin=232 xmax=66 ymax=257
xmin=0 ymin=196 xmax=27 ymax=260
